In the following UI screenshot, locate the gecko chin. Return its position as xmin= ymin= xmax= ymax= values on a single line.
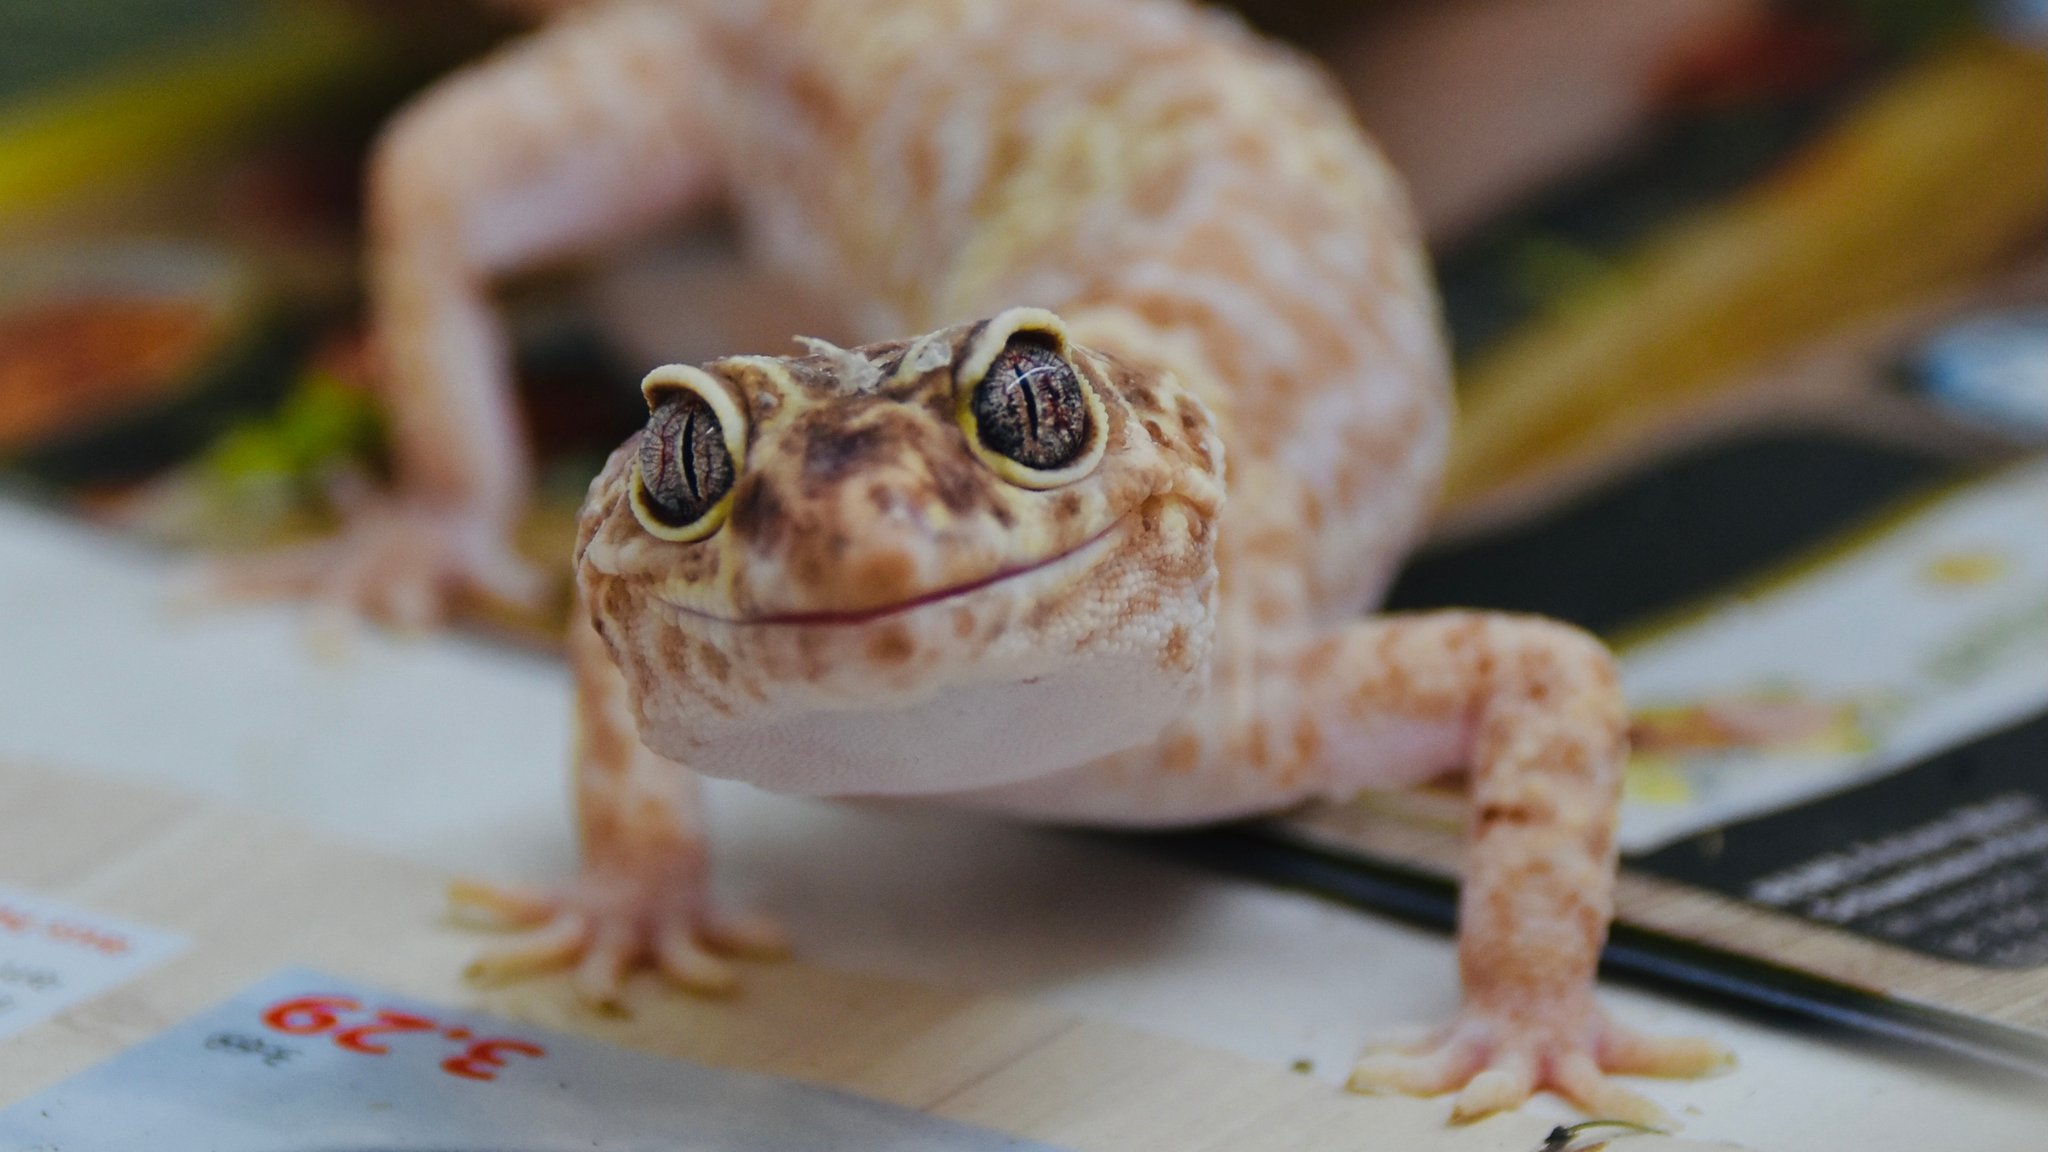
xmin=597 ymin=506 xmax=1219 ymax=798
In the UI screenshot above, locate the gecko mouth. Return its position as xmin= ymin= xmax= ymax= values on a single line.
xmin=665 ymin=516 xmax=1127 ymax=628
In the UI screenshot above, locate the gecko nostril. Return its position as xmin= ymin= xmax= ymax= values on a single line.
xmin=866 ymin=483 xmax=902 ymax=518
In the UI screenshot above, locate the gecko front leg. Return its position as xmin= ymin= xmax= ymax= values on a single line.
xmin=1322 ymin=616 xmax=1731 ymax=1124
xmin=453 ymin=603 xmax=785 ymax=1009
xmin=212 ymin=2 xmax=720 ymax=628
xmin=961 ymin=612 xmax=1728 ymax=1122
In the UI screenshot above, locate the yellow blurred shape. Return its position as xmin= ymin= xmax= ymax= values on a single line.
xmin=1922 ymin=547 xmax=2009 ymax=587
xmin=0 ymin=3 xmax=381 ymax=225
xmin=1444 ymin=38 xmax=2048 ymax=508
xmin=1624 ymin=757 xmax=1694 ymax=806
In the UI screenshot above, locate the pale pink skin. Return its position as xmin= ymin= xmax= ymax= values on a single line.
xmin=230 ymin=0 xmax=1728 ymax=1123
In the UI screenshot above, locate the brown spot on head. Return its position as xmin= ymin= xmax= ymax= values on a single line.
xmin=928 ymin=455 xmax=994 ymax=518
xmin=915 ymin=386 xmax=955 ymax=421
xmin=729 ymin=475 xmax=787 ymax=547
xmin=803 ymin=421 xmax=896 ymax=486
xmin=791 ymin=545 xmax=830 ymax=590
xmin=850 ymin=549 xmax=916 ymax=606
xmin=1128 ymin=378 xmax=1167 ymax=414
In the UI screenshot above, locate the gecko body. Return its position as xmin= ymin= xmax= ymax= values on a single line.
xmin=237 ymin=0 xmax=1728 ymax=1122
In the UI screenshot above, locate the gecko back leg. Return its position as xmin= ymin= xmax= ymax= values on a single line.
xmin=211 ymin=2 xmax=724 ymax=629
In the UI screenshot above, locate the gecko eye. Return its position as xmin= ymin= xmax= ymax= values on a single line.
xmin=957 ymin=322 xmax=1107 ymax=489
xmin=631 ymin=368 xmax=745 ymax=542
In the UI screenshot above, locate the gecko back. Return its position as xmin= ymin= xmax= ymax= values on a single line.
xmin=678 ymin=0 xmax=1453 ymax=629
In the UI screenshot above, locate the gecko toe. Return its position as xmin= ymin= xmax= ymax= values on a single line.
xmin=1600 ymin=1027 xmax=1735 ymax=1079
xmin=464 ymin=912 xmax=592 ymax=984
xmin=1448 ymin=1051 xmax=1534 ymax=1123
xmin=447 ymin=878 xmax=559 ymax=929
xmin=1554 ymin=1052 xmax=1671 ymax=1129
xmin=1347 ymin=1032 xmax=1484 ymax=1096
xmin=700 ymin=909 xmax=790 ymax=960
xmin=656 ymin=923 xmax=741 ymax=996
xmin=572 ymin=920 xmax=639 ymax=1012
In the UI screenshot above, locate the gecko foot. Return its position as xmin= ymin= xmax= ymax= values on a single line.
xmin=449 ymin=875 xmax=788 ymax=1012
xmin=1346 ymin=1007 xmax=1731 ymax=1126
xmin=200 ymin=493 xmax=546 ymax=633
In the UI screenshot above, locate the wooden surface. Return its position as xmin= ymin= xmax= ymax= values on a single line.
xmin=0 ymin=761 xmax=1738 ymax=1152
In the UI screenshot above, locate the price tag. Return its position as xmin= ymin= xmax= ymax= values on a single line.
xmin=0 ymin=885 xmax=185 ymax=1041
xmin=0 ymin=968 xmax=1068 ymax=1150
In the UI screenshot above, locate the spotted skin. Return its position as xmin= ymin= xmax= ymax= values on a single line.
xmin=266 ymin=0 xmax=1728 ymax=1124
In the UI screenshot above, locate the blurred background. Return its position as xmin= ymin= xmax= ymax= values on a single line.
xmin=2 ymin=4 xmax=2048 ymax=1137
xmin=0 ymin=0 xmax=2040 ymax=644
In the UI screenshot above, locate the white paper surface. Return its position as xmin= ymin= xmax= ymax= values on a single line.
xmin=0 ymin=885 xmax=185 ymax=1041
xmin=0 ymin=967 xmax=1063 ymax=1151
xmin=1618 ymin=460 xmax=2048 ymax=851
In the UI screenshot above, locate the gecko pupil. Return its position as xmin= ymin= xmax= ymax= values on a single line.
xmin=639 ymin=391 xmax=734 ymax=526
xmin=971 ymin=336 xmax=1090 ymax=471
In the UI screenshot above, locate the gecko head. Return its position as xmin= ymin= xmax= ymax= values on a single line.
xmin=575 ymin=308 xmax=1226 ymax=796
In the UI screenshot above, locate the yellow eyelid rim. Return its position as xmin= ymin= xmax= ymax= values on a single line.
xmin=954 ymin=308 xmax=1108 ymax=490
xmin=630 ymin=363 xmax=748 ymax=543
